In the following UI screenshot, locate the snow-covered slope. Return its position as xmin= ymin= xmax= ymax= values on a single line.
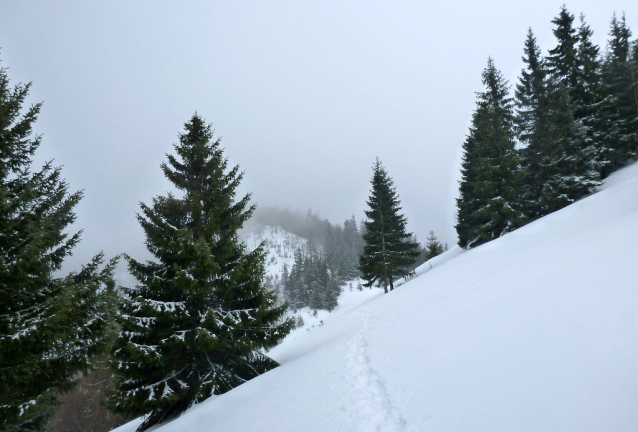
xmin=243 ymin=225 xmax=309 ymax=278
xmin=242 ymin=224 xmax=382 ymax=341
xmin=115 ymin=163 xmax=638 ymax=432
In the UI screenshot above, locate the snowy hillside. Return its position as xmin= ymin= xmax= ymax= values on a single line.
xmin=115 ymin=163 xmax=638 ymax=432
xmin=242 ymin=224 xmax=378 ymax=335
xmin=243 ymin=225 xmax=309 ymax=278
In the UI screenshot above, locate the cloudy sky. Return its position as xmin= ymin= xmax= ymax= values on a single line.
xmin=1 ymin=1 xmax=636 ymax=276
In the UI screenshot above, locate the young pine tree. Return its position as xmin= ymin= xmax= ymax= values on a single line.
xmin=423 ymin=231 xmax=444 ymax=261
xmin=359 ymin=159 xmax=419 ymax=293
xmin=108 ymin=115 xmax=294 ymax=431
xmin=0 ymin=62 xmax=118 ymax=432
xmin=456 ymin=58 xmax=523 ymax=248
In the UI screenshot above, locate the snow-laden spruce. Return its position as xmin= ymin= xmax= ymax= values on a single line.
xmin=0 ymin=60 xmax=118 ymax=432
xmin=108 ymin=115 xmax=294 ymax=431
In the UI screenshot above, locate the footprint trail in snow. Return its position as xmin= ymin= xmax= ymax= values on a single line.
xmin=342 ymin=312 xmax=407 ymax=432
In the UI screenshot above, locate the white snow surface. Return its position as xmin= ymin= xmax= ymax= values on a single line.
xmin=114 ymin=162 xmax=638 ymax=432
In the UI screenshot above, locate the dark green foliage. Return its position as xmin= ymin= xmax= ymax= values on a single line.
xmin=423 ymin=231 xmax=444 ymax=261
xmin=0 ymin=62 xmax=118 ymax=432
xmin=359 ymin=159 xmax=419 ymax=293
xmin=515 ymin=27 xmax=599 ymax=219
xmin=547 ymin=6 xmax=579 ymax=95
xmin=457 ymin=59 xmax=523 ymax=248
xmin=574 ymin=15 xmax=602 ymax=119
xmin=630 ymin=40 xmax=638 ymax=121
xmin=597 ymin=14 xmax=638 ymax=177
xmin=108 ymin=115 xmax=294 ymax=431
xmin=457 ymin=9 xmax=632 ymax=250
xmin=573 ymin=15 xmax=605 ymax=173
xmin=455 ymin=117 xmax=482 ymax=248
xmin=540 ymin=9 xmax=601 ymax=210
xmin=282 ymin=249 xmax=340 ymax=311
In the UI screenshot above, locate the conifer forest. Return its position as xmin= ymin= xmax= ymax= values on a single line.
xmin=1 ymin=4 xmax=637 ymax=432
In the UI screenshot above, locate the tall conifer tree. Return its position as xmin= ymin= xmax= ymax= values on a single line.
xmin=0 ymin=62 xmax=117 ymax=432
xmin=456 ymin=58 xmax=522 ymax=247
xmin=597 ymin=13 xmax=638 ymax=176
xmin=455 ymin=113 xmax=483 ymax=247
xmin=515 ymin=29 xmax=599 ymax=217
xmin=573 ymin=14 xmax=604 ymax=172
xmin=359 ymin=159 xmax=419 ymax=293
xmin=547 ymin=6 xmax=579 ymax=97
xmin=108 ymin=115 xmax=293 ymax=431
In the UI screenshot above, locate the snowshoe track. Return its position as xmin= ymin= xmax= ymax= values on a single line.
xmin=343 ymin=312 xmax=407 ymax=432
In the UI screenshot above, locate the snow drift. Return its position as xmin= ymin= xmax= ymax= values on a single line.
xmin=115 ymin=162 xmax=638 ymax=432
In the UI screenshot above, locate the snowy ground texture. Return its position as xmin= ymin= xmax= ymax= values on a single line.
xmin=115 ymin=162 xmax=638 ymax=432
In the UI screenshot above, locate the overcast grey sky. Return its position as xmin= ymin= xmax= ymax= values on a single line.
xmin=1 ymin=1 xmax=636 ymax=275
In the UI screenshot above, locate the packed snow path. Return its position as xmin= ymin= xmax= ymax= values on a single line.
xmin=340 ymin=312 xmax=406 ymax=432
xmin=115 ymin=162 xmax=638 ymax=432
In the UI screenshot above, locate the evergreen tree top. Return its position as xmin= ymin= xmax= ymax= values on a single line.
xmin=576 ymin=15 xmax=600 ymax=75
xmin=606 ymin=13 xmax=632 ymax=63
xmin=547 ymin=5 xmax=578 ymax=85
xmin=359 ymin=158 xmax=418 ymax=291
xmin=477 ymin=58 xmax=515 ymax=132
xmin=516 ymin=29 xmax=545 ymax=94
xmin=111 ymin=114 xmax=293 ymax=430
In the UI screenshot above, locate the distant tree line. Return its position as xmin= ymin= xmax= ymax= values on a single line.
xmin=252 ymin=207 xmax=365 ymax=281
xmin=456 ymin=7 xmax=638 ymax=248
xmin=250 ymin=206 xmax=366 ymax=312
xmin=281 ymin=249 xmax=341 ymax=311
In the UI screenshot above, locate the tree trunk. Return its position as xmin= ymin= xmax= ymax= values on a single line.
xmin=389 ymin=276 xmax=394 ymax=291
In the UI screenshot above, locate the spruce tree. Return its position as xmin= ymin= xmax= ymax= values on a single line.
xmin=546 ymin=6 xmax=579 ymax=97
xmin=597 ymin=13 xmax=638 ymax=176
xmin=473 ymin=59 xmax=523 ymax=239
xmin=288 ymin=248 xmax=306 ymax=309
xmin=455 ymin=114 xmax=483 ymax=248
xmin=324 ymin=275 xmax=340 ymax=311
xmin=574 ymin=14 xmax=604 ymax=171
xmin=0 ymin=62 xmax=117 ymax=431
xmin=540 ymin=80 xmax=599 ymax=213
xmin=456 ymin=58 xmax=523 ymax=248
xmin=308 ymin=257 xmax=323 ymax=311
xmin=423 ymin=231 xmax=444 ymax=261
xmin=515 ymin=30 xmax=599 ymax=217
xmin=359 ymin=159 xmax=419 ymax=293
xmin=108 ymin=115 xmax=294 ymax=431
